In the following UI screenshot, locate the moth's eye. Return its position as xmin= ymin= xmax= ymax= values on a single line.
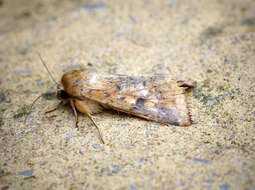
xmin=60 ymin=90 xmax=69 ymax=99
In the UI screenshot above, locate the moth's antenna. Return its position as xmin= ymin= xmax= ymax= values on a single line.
xmin=24 ymin=94 xmax=43 ymax=125
xmin=37 ymin=52 xmax=59 ymax=86
xmin=24 ymin=53 xmax=60 ymax=126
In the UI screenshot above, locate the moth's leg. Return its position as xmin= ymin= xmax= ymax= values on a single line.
xmin=86 ymin=113 xmax=105 ymax=144
xmin=69 ymin=99 xmax=79 ymax=128
xmin=74 ymin=100 xmax=104 ymax=144
xmin=45 ymin=101 xmax=63 ymax=114
xmin=24 ymin=94 xmax=44 ymax=125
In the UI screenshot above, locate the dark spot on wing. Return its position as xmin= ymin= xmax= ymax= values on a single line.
xmin=74 ymin=79 xmax=79 ymax=87
xmin=116 ymin=84 xmax=121 ymax=90
xmin=118 ymin=97 xmax=126 ymax=101
xmin=142 ymin=80 xmax=147 ymax=87
xmin=104 ymin=92 xmax=110 ymax=97
xmin=157 ymin=108 xmax=179 ymax=125
xmin=135 ymin=98 xmax=146 ymax=109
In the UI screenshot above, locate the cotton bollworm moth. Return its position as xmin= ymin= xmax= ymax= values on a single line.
xmin=36 ymin=54 xmax=196 ymax=144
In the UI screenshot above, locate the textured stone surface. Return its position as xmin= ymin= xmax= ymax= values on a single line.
xmin=0 ymin=0 xmax=254 ymax=189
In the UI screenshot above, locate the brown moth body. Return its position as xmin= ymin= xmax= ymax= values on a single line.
xmin=38 ymin=54 xmax=195 ymax=144
xmin=61 ymin=69 xmax=195 ymax=126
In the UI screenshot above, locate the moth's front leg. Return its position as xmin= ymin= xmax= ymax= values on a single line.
xmin=73 ymin=99 xmax=104 ymax=144
xmin=69 ymin=99 xmax=79 ymax=128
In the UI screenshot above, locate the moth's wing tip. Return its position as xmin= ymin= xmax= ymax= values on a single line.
xmin=164 ymin=119 xmax=191 ymax=127
xmin=172 ymin=121 xmax=192 ymax=127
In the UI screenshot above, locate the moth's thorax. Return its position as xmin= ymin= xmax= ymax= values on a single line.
xmin=61 ymin=69 xmax=103 ymax=97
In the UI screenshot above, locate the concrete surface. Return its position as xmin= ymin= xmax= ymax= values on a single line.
xmin=0 ymin=0 xmax=254 ymax=189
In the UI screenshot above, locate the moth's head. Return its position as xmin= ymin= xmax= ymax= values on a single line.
xmin=56 ymin=85 xmax=70 ymax=101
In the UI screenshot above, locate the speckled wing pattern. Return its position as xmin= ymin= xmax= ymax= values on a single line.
xmin=62 ymin=69 xmax=194 ymax=126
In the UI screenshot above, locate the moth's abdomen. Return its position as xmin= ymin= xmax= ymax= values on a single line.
xmin=75 ymin=99 xmax=103 ymax=115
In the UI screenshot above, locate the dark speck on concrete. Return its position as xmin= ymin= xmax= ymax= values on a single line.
xmin=83 ymin=3 xmax=107 ymax=11
xmin=18 ymin=169 xmax=34 ymax=177
xmin=92 ymin=144 xmax=101 ymax=149
xmin=0 ymin=92 xmax=6 ymax=103
xmin=219 ymin=184 xmax=230 ymax=190
xmin=193 ymin=158 xmax=212 ymax=164
xmin=130 ymin=16 xmax=136 ymax=23
xmin=66 ymin=133 xmax=73 ymax=140
xmin=241 ymin=17 xmax=255 ymax=26
xmin=112 ymin=166 xmax=121 ymax=174
xmin=138 ymin=157 xmax=145 ymax=163
xmin=200 ymin=26 xmax=223 ymax=41
xmin=13 ymin=70 xmax=32 ymax=76
xmin=0 ymin=168 xmax=10 ymax=178
xmin=229 ymin=132 xmax=235 ymax=140
xmin=19 ymin=48 xmax=28 ymax=55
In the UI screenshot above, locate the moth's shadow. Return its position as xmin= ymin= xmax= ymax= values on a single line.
xmin=100 ymin=109 xmax=130 ymax=120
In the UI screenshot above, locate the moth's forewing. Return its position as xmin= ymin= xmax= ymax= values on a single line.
xmin=61 ymin=69 xmax=192 ymax=126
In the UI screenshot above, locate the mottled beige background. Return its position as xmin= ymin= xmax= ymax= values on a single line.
xmin=0 ymin=0 xmax=254 ymax=190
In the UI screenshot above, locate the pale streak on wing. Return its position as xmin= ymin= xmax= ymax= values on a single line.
xmin=62 ymin=69 xmax=192 ymax=126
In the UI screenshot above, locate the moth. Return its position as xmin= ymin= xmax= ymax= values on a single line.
xmin=36 ymin=54 xmax=195 ymax=144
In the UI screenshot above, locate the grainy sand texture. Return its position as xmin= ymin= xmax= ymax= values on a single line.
xmin=0 ymin=0 xmax=254 ymax=189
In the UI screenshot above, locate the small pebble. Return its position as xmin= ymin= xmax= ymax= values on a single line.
xmin=92 ymin=144 xmax=101 ymax=149
xmin=66 ymin=133 xmax=73 ymax=140
xmin=112 ymin=166 xmax=121 ymax=174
